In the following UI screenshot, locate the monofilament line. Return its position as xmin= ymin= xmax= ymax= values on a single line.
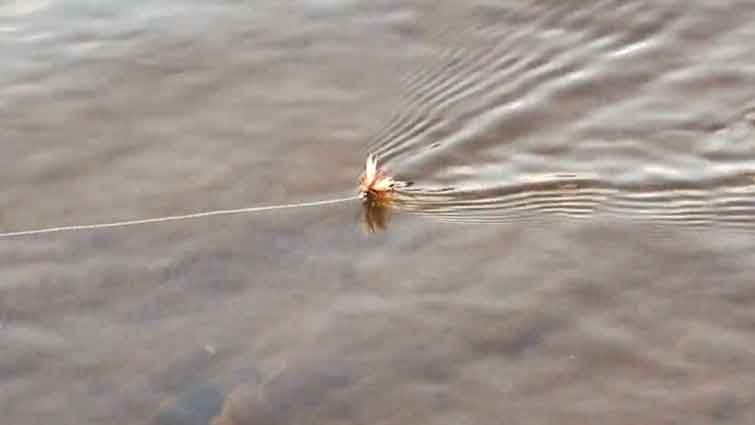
xmin=0 ymin=195 xmax=360 ymax=238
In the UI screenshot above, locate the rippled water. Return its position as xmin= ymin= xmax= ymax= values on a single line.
xmin=368 ymin=2 xmax=755 ymax=228
xmin=2 ymin=1 xmax=755 ymax=424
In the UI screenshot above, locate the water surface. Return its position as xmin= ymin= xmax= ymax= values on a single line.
xmin=2 ymin=1 xmax=755 ymax=424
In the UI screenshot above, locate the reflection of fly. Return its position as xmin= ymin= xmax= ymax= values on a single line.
xmin=362 ymin=198 xmax=391 ymax=232
xmin=358 ymin=154 xmax=406 ymax=202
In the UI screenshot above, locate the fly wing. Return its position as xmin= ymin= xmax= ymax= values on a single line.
xmin=364 ymin=154 xmax=377 ymax=184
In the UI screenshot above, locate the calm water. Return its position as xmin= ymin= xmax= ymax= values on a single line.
xmin=2 ymin=0 xmax=755 ymax=424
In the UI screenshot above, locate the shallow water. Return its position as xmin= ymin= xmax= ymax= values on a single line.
xmin=2 ymin=0 xmax=755 ymax=424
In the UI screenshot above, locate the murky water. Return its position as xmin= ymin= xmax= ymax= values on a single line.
xmin=2 ymin=0 xmax=755 ymax=424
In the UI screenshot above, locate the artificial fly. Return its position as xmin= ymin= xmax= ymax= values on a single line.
xmin=0 ymin=154 xmax=404 ymax=238
xmin=358 ymin=154 xmax=409 ymax=232
xmin=358 ymin=154 xmax=407 ymax=202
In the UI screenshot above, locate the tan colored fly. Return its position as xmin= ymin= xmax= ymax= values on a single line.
xmin=358 ymin=154 xmax=406 ymax=202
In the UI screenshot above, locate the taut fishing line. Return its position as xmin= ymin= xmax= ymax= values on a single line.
xmin=0 ymin=196 xmax=360 ymax=239
xmin=0 ymin=154 xmax=405 ymax=238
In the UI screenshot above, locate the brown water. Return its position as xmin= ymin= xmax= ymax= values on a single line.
xmin=2 ymin=0 xmax=755 ymax=424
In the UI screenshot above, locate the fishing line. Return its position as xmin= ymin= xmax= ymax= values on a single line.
xmin=0 ymin=195 xmax=360 ymax=239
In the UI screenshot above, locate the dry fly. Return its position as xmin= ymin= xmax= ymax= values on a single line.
xmin=358 ymin=154 xmax=409 ymax=232
xmin=358 ymin=154 xmax=407 ymax=203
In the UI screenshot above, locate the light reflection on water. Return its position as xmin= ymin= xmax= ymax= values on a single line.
xmin=0 ymin=0 xmax=50 ymax=18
